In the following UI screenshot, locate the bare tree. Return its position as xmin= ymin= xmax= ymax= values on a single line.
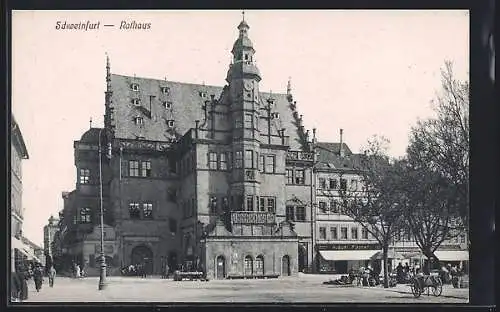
xmin=338 ymin=135 xmax=405 ymax=288
xmin=406 ymin=61 xmax=469 ymax=229
xmin=398 ymin=160 xmax=464 ymax=268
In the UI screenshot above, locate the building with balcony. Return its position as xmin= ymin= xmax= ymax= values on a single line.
xmin=11 ymin=115 xmax=29 ymax=271
xmin=57 ymin=17 xmax=315 ymax=278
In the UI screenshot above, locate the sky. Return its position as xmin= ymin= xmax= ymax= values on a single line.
xmin=11 ymin=10 xmax=469 ymax=246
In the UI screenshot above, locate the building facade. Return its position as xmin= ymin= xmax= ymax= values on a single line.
xmin=43 ymin=215 xmax=59 ymax=265
xmin=57 ymin=18 xmax=314 ymax=278
xmin=55 ymin=16 xmax=468 ymax=278
xmin=11 ymin=115 xmax=29 ymax=271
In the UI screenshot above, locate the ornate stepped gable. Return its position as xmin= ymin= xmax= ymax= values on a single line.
xmin=106 ymin=74 xmax=307 ymax=151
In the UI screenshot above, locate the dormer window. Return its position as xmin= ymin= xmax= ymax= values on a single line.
xmin=134 ymin=116 xmax=144 ymax=125
xmin=199 ymin=91 xmax=207 ymax=98
xmin=161 ymin=86 xmax=170 ymax=94
xmin=163 ymin=101 xmax=172 ymax=109
xmin=136 ymin=136 xmax=145 ymax=140
xmin=131 ymin=83 xmax=140 ymax=91
xmin=271 ymin=112 xmax=280 ymax=119
xmin=167 ymin=120 xmax=175 ymax=128
xmin=132 ymin=98 xmax=141 ymax=106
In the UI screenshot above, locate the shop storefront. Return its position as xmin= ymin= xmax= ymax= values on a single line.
xmin=316 ymin=244 xmax=380 ymax=274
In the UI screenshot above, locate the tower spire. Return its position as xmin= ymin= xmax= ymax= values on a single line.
xmin=287 ymin=77 xmax=292 ymax=95
xmin=242 ymin=10 xmax=245 ymax=22
xmin=89 ymin=117 xmax=93 ymax=129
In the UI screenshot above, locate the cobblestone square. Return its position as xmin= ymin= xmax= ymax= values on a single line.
xmin=20 ymin=274 xmax=469 ymax=304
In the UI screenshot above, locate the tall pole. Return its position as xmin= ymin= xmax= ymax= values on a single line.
xmin=98 ymin=129 xmax=107 ymax=290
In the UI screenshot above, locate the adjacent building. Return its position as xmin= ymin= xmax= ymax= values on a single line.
xmin=11 ymin=115 xmax=29 ymax=271
xmin=43 ymin=215 xmax=59 ymax=265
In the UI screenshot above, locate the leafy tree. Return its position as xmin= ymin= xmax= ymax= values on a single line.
xmin=338 ymin=135 xmax=405 ymax=288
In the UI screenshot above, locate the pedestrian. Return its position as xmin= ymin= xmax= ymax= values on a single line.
xmin=18 ymin=265 xmax=29 ymax=301
xmin=160 ymin=257 xmax=166 ymax=279
xmin=33 ymin=264 xmax=44 ymax=292
xmin=75 ymin=264 xmax=81 ymax=278
xmin=396 ymin=262 xmax=403 ymax=283
xmin=165 ymin=263 xmax=170 ymax=279
xmin=48 ymin=265 xmax=56 ymax=287
xmin=11 ymin=269 xmax=22 ymax=302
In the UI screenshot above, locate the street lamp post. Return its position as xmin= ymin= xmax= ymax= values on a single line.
xmin=98 ymin=129 xmax=107 ymax=290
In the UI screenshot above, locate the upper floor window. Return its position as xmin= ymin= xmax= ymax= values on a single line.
xmin=351 ymin=227 xmax=358 ymax=239
xmin=219 ymin=153 xmax=228 ymax=170
xmin=329 ymin=179 xmax=338 ymax=189
xmin=132 ymin=99 xmax=141 ymax=106
xmin=265 ymin=155 xmax=275 ymax=173
xmin=295 ymin=170 xmax=305 ymax=184
xmin=286 ymin=169 xmax=294 ymax=184
xmin=246 ymin=196 xmax=254 ymax=211
xmin=259 ymin=155 xmax=265 ymax=172
xmin=161 ymin=86 xmax=170 ymax=94
xmin=129 ymin=160 xmax=140 ymax=177
xmin=351 ymin=179 xmax=358 ymax=191
xmin=235 ymin=151 xmax=243 ymax=168
xmin=163 ymin=101 xmax=172 ymax=109
xmin=244 ymin=113 xmax=253 ymax=129
xmin=143 ymin=203 xmax=153 ymax=219
xmin=259 ymin=197 xmax=265 ymax=212
xmin=133 ymin=116 xmax=143 ymax=125
xmin=319 ymin=227 xmax=326 ymax=240
xmin=129 ymin=203 xmax=140 ymax=219
xmin=208 ymin=152 xmax=218 ymax=170
xmin=319 ymin=178 xmax=326 ymax=189
xmin=330 ymin=227 xmax=338 ymax=240
xmin=330 ymin=200 xmax=338 ymax=213
xmin=79 ymin=207 xmax=92 ymax=223
xmin=340 ymin=178 xmax=348 ymax=190
xmin=245 ymin=150 xmax=254 ymax=169
xmin=266 ymin=197 xmax=276 ymax=213
xmin=141 ymin=161 xmax=152 ymax=177
xmin=296 ymin=206 xmax=306 ymax=221
xmin=318 ymin=201 xmax=327 ymax=213
xmin=286 ymin=206 xmax=294 ymax=221
xmin=235 ymin=116 xmax=243 ymax=129
xmin=341 ymin=227 xmax=348 ymax=239
xmin=362 ymin=228 xmax=369 ymax=239
xmin=131 ymin=83 xmax=140 ymax=91
xmin=79 ymin=168 xmax=90 ymax=184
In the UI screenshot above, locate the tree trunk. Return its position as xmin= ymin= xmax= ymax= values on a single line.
xmin=382 ymin=244 xmax=389 ymax=288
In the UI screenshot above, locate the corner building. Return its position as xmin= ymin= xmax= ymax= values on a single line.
xmin=61 ymin=18 xmax=315 ymax=278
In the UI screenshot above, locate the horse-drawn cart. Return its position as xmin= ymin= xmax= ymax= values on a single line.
xmin=410 ymin=274 xmax=443 ymax=298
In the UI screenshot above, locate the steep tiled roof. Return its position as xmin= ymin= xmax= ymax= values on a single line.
xmin=108 ymin=74 xmax=305 ymax=150
xmin=316 ymin=142 xmax=352 ymax=156
xmin=316 ymin=141 xmax=364 ymax=171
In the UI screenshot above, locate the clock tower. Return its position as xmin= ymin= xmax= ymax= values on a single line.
xmin=226 ymin=15 xmax=262 ymax=213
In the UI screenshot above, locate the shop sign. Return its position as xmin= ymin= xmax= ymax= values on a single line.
xmin=316 ymin=243 xmax=380 ymax=251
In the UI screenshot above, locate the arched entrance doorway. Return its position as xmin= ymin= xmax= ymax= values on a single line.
xmin=282 ymin=255 xmax=291 ymax=276
xmin=255 ymin=255 xmax=264 ymax=276
xmin=131 ymin=245 xmax=154 ymax=275
xmin=215 ymin=255 xmax=226 ymax=279
xmin=298 ymin=244 xmax=307 ymax=272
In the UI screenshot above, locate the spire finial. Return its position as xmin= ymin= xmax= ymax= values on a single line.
xmin=89 ymin=117 xmax=92 ymax=129
xmin=242 ymin=10 xmax=245 ymax=22
xmin=287 ymin=76 xmax=292 ymax=95
xmin=105 ymin=52 xmax=111 ymax=90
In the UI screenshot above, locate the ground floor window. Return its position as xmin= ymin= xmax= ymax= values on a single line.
xmin=255 ymin=255 xmax=264 ymax=275
xmin=244 ymin=256 xmax=253 ymax=275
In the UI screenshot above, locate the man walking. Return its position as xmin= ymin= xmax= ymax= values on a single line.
xmin=48 ymin=265 xmax=56 ymax=287
xmin=33 ymin=264 xmax=44 ymax=292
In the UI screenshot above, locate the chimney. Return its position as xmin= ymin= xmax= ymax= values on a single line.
xmin=339 ymin=128 xmax=345 ymax=157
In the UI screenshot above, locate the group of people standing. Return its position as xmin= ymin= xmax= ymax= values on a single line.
xmin=11 ymin=262 xmax=57 ymax=302
xmin=72 ymin=262 xmax=86 ymax=278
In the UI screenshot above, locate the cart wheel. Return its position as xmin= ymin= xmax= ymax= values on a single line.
xmin=411 ymin=280 xmax=421 ymax=298
xmin=432 ymin=278 xmax=443 ymax=297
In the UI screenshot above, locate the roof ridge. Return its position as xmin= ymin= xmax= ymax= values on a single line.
xmin=111 ymin=73 xmax=288 ymax=96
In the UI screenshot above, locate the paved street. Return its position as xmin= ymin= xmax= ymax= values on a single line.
xmin=20 ymin=274 xmax=468 ymax=303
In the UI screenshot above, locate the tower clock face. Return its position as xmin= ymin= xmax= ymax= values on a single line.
xmin=244 ymin=81 xmax=253 ymax=91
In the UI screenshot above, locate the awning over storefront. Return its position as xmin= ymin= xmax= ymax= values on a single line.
xmin=319 ymin=250 xmax=380 ymax=261
xmin=434 ymin=250 xmax=469 ymax=261
xmin=371 ymin=250 xmax=404 ymax=260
